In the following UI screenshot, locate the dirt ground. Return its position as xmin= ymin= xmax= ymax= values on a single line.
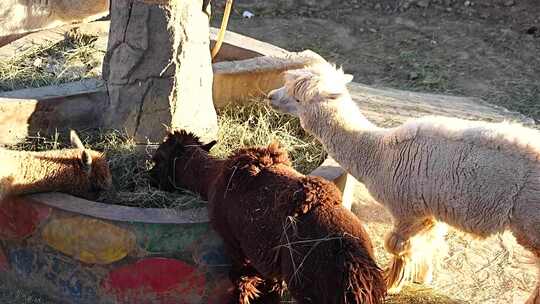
xmin=211 ymin=0 xmax=540 ymax=303
xmin=214 ymin=0 xmax=540 ymax=123
xmin=1 ymin=0 xmax=539 ymax=303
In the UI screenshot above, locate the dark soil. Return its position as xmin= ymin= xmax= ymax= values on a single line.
xmin=212 ymin=0 xmax=540 ymax=123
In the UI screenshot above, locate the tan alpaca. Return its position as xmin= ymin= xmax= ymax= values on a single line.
xmin=0 ymin=0 xmax=109 ymax=41
xmin=269 ymin=62 xmax=540 ymax=304
xmin=0 ymin=130 xmax=112 ymax=200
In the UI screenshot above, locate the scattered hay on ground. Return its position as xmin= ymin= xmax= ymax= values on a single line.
xmin=9 ymin=129 xmax=206 ymax=209
xmin=85 ymin=130 xmax=206 ymax=209
xmin=6 ymin=102 xmax=325 ymax=208
xmin=385 ymin=285 xmax=465 ymax=304
xmin=353 ymin=184 xmax=536 ymax=304
xmin=214 ymin=101 xmax=326 ymax=174
xmin=0 ymin=28 xmax=103 ymax=92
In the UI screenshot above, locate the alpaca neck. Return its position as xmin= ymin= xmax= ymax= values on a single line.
xmin=303 ymin=94 xmax=384 ymax=181
xmin=175 ymin=149 xmax=222 ymax=200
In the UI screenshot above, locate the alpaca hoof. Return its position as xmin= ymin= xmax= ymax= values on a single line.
xmin=387 ymin=283 xmax=404 ymax=295
xmin=385 ymin=233 xmax=411 ymax=256
xmin=411 ymin=260 xmax=433 ymax=285
xmin=413 ymin=270 xmax=433 ymax=285
xmin=385 ymin=256 xmax=407 ymax=293
xmin=238 ymin=276 xmax=263 ymax=304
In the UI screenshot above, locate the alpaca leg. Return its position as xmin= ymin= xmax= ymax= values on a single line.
xmin=409 ymin=222 xmax=448 ymax=285
xmin=229 ymin=261 xmax=282 ymax=304
xmin=525 ymin=271 xmax=540 ymax=304
xmin=384 ymin=217 xmax=437 ymax=293
xmin=510 ymin=235 xmax=540 ymax=304
xmin=237 ymin=275 xmax=280 ymax=304
xmin=236 ymin=275 xmax=282 ymax=304
xmin=509 ymin=202 xmax=540 ymax=304
xmin=521 ymin=253 xmax=540 ymax=304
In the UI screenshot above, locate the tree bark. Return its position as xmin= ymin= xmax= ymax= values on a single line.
xmin=103 ymin=0 xmax=217 ymax=143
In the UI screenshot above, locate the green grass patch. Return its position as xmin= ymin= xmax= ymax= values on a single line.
xmin=483 ymin=83 xmax=540 ymax=124
xmin=397 ymin=50 xmax=450 ymax=92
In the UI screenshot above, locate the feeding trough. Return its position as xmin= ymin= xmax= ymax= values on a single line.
xmin=0 ymin=19 xmax=355 ymax=303
xmin=0 ymin=194 xmax=227 ymax=304
xmin=0 ymin=12 xmax=534 ymax=304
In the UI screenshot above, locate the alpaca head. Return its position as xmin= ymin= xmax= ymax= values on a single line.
xmin=149 ymin=130 xmax=216 ymax=192
xmin=69 ymin=130 xmax=112 ymax=199
xmin=268 ymin=63 xmax=354 ymax=118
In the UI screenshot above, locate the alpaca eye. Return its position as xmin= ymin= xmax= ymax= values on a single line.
xmin=327 ymin=93 xmax=341 ymax=100
xmin=294 ymin=98 xmax=300 ymax=103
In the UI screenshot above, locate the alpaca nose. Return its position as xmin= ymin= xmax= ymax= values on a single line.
xmin=267 ymin=88 xmax=278 ymax=100
xmin=267 ymin=90 xmax=281 ymax=109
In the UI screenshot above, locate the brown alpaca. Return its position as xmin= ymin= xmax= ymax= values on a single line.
xmin=0 ymin=130 xmax=112 ymax=200
xmin=149 ymin=130 xmax=386 ymax=304
xmin=269 ymin=62 xmax=540 ymax=302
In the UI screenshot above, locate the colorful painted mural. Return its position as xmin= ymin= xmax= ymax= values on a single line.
xmin=43 ymin=217 xmax=136 ymax=264
xmin=102 ymin=258 xmax=206 ymax=304
xmin=0 ymin=197 xmax=232 ymax=304
xmin=0 ymin=196 xmax=50 ymax=240
xmin=0 ymin=245 xmax=8 ymax=271
xmin=8 ymin=246 xmax=101 ymax=302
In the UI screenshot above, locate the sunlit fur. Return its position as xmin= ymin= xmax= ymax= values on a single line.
xmin=269 ymin=62 xmax=540 ymax=303
xmin=0 ymin=132 xmax=112 ymax=200
xmin=150 ymin=130 xmax=386 ymax=304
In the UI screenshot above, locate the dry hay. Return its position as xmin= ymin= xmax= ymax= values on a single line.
xmin=0 ymin=28 xmax=103 ymax=92
xmin=214 ymin=101 xmax=326 ymax=174
xmin=385 ymin=285 xmax=464 ymax=304
xmin=9 ymin=129 xmax=205 ymax=209
xmin=6 ymin=102 xmax=324 ymax=209
xmin=353 ymin=182 xmax=536 ymax=304
xmin=3 ymin=104 xmax=533 ymax=303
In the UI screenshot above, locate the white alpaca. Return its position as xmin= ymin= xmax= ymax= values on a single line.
xmin=0 ymin=130 xmax=112 ymax=200
xmin=268 ymin=62 xmax=540 ymax=303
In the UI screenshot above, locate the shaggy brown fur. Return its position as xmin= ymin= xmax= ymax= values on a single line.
xmin=269 ymin=62 xmax=540 ymax=303
xmin=0 ymin=130 xmax=112 ymax=200
xmin=150 ymin=130 xmax=386 ymax=304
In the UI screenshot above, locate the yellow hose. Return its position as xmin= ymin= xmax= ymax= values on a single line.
xmin=211 ymin=0 xmax=234 ymax=60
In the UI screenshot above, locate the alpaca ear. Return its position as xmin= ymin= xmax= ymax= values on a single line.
xmin=284 ymin=69 xmax=311 ymax=82
xmin=326 ymin=93 xmax=342 ymax=99
xmin=80 ymin=150 xmax=93 ymax=175
xmin=343 ymin=74 xmax=354 ymax=84
xmin=201 ymin=140 xmax=217 ymax=152
xmin=70 ymin=130 xmax=85 ymax=149
xmin=284 ymin=69 xmax=302 ymax=78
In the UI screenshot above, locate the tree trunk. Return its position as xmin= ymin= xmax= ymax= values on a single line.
xmin=102 ymin=0 xmax=217 ymax=143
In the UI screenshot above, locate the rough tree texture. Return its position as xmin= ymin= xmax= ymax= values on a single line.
xmin=103 ymin=0 xmax=217 ymax=143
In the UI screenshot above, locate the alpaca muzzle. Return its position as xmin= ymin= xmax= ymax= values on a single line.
xmin=267 ymin=88 xmax=299 ymax=116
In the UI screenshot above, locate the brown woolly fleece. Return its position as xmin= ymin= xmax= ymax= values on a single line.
xmin=150 ymin=130 xmax=386 ymax=304
xmin=0 ymin=133 xmax=112 ymax=200
xmin=269 ymin=62 xmax=540 ymax=302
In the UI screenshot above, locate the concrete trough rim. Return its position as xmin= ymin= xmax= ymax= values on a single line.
xmin=27 ymin=192 xmax=210 ymax=224
xmin=24 ymin=154 xmax=349 ymax=225
xmin=0 ymin=24 xmax=350 ymax=226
